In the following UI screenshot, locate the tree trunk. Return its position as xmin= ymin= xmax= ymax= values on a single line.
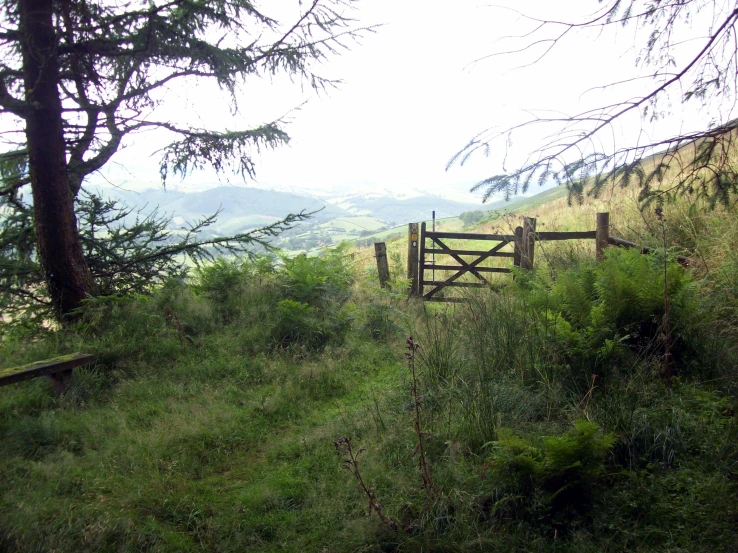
xmin=19 ymin=0 xmax=97 ymax=320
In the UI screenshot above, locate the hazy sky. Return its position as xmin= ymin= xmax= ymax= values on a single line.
xmin=94 ymin=0 xmax=719 ymax=202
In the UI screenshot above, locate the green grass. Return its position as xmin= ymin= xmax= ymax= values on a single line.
xmin=2 ymin=178 xmax=738 ymax=551
xmin=0 ymin=327 xmax=407 ymax=551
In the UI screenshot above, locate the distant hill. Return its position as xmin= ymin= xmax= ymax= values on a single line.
xmin=87 ymin=186 xmax=498 ymax=239
xmin=89 ymin=186 xmax=351 ymax=235
xmin=335 ymin=194 xmax=500 ymax=226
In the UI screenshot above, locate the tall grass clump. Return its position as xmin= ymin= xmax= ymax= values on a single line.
xmin=194 ymin=258 xmax=254 ymax=322
xmin=361 ymin=301 xmax=403 ymax=341
xmin=414 ymin=308 xmax=459 ymax=383
xmin=454 ymin=290 xmax=564 ymax=448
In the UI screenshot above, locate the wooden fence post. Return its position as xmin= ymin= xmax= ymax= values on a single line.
xmin=596 ymin=212 xmax=610 ymax=261
xmin=407 ymin=223 xmax=420 ymax=296
xmin=419 ymin=222 xmax=427 ymax=298
xmin=513 ymin=226 xmax=523 ymax=267
xmin=522 ymin=217 xmax=537 ymax=270
xmin=374 ymin=242 xmax=390 ymax=288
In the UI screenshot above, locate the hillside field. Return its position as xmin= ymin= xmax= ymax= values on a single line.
xmin=1 ymin=177 xmax=737 ymax=552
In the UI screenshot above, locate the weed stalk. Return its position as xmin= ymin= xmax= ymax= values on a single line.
xmin=333 ymin=436 xmax=397 ymax=530
xmin=406 ymin=336 xmax=440 ymax=510
xmin=163 ymin=306 xmax=195 ymax=347
xmin=655 ymin=208 xmax=672 ymax=383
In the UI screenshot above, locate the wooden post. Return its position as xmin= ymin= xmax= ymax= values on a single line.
xmin=374 ymin=242 xmax=390 ymax=288
xmin=513 ymin=226 xmax=523 ymax=267
xmin=419 ymin=222 xmax=427 ymax=298
xmin=596 ymin=212 xmax=610 ymax=261
xmin=522 ymin=217 xmax=537 ymax=270
xmin=407 ymin=223 xmax=420 ymax=296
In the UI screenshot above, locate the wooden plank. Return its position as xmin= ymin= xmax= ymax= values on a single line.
xmin=608 ymin=236 xmax=642 ymax=249
xmin=424 ymin=231 xmax=515 ymax=241
xmin=608 ymin=236 xmax=649 ymax=252
xmin=425 ymin=249 xmax=514 ymax=257
xmin=422 ymin=281 xmax=489 ymax=288
xmin=476 ymin=238 xmax=510 ymax=257
xmin=596 ymin=212 xmax=609 ymax=260
xmin=423 ymin=230 xmax=595 ymax=242
xmin=535 ymin=231 xmax=597 ymax=240
xmin=522 ymin=217 xmax=536 ymax=270
xmin=0 ymin=353 xmax=95 ymax=387
xmin=513 ymin=226 xmax=523 ymax=267
xmin=421 ymin=265 xmax=512 ymax=273
xmin=608 ymin=236 xmax=691 ymax=266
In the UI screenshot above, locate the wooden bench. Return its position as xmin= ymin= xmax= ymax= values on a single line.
xmin=0 ymin=353 xmax=95 ymax=395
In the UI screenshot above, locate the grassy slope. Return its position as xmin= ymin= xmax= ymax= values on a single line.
xmin=375 ymin=170 xmax=737 ymax=299
xmin=0 ymin=316 xmax=410 ymax=551
xmin=2 ymin=178 xmax=738 ymax=552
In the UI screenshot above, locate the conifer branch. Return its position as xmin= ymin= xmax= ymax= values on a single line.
xmin=453 ymin=1 xmax=738 ymax=209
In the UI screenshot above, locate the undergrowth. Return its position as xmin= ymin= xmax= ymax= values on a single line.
xmin=0 ymin=235 xmax=737 ymax=552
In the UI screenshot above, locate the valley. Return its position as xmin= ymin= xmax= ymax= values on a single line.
xmin=91 ymin=184 xmax=549 ymax=254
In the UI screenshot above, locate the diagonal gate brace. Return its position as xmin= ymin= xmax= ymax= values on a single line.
xmin=425 ymin=238 xmax=511 ymax=299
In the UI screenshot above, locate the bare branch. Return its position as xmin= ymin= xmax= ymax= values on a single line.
xmin=453 ymin=1 xmax=738 ymax=209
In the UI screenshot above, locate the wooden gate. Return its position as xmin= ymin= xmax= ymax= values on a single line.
xmin=402 ymin=212 xmax=674 ymax=302
xmin=418 ymin=222 xmax=516 ymax=302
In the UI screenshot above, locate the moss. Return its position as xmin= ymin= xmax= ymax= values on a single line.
xmin=0 ymin=352 xmax=91 ymax=379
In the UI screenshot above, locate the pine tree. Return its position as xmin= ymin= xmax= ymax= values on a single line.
xmin=0 ymin=188 xmax=309 ymax=328
xmin=0 ymin=0 xmax=368 ymax=320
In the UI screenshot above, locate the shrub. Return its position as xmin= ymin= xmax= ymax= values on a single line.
xmin=194 ymin=259 xmax=249 ymax=322
xmin=279 ymin=245 xmax=354 ymax=307
xmin=486 ymin=420 xmax=615 ymax=527
xmin=268 ymin=246 xmax=355 ymax=351
xmin=272 ymin=299 xmax=324 ymax=350
xmin=519 ymin=247 xmax=703 ymax=377
xmin=362 ymin=302 xmax=402 ymax=341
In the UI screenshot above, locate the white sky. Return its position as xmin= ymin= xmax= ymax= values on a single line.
xmin=94 ymin=0 xmax=720 ymax=202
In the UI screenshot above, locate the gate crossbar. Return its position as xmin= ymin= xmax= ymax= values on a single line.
xmin=420 ymin=228 xmax=515 ymax=300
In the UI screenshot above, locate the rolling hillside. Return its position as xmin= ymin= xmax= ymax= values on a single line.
xmin=88 ymin=185 xmax=513 ymax=253
xmin=91 ymin=186 xmax=350 ymax=232
xmin=3 ymin=166 xmax=737 ymax=552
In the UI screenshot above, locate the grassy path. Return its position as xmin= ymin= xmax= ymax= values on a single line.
xmin=0 ymin=338 xmax=408 ymax=552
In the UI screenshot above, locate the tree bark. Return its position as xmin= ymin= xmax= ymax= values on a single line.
xmin=19 ymin=0 xmax=97 ymax=320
